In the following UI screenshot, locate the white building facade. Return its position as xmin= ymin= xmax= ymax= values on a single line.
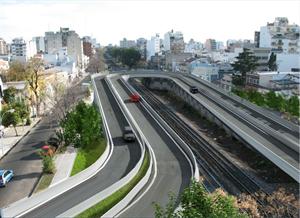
xmin=146 ymin=34 xmax=160 ymax=61
xmin=0 ymin=38 xmax=8 ymax=55
xmin=259 ymin=17 xmax=300 ymax=54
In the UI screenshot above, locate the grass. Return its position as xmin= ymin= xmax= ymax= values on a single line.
xmin=71 ymin=137 xmax=107 ymax=176
xmin=34 ymin=173 xmax=55 ymax=193
xmin=76 ymin=151 xmax=150 ymax=218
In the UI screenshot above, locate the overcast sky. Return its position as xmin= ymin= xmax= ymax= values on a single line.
xmin=1 ymin=0 xmax=299 ymax=45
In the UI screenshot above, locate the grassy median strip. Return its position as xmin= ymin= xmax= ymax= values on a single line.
xmin=76 ymin=151 xmax=150 ymax=218
xmin=71 ymin=138 xmax=106 ymax=176
xmin=34 ymin=173 xmax=55 ymax=193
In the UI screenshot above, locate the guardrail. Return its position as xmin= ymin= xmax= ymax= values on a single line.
xmin=120 ymin=76 xmax=199 ymax=182
xmin=1 ymin=73 xmax=113 ymax=218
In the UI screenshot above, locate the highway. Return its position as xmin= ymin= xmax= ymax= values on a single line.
xmin=126 ymin=72 xmax=299 ymax=182
xmin=180 ymin=75 xmax=299 ymax=151
xmin=109 ymin=76 xmax=193 ymax=217
xmin=186 ymin=74 xmax=299 ymax=138
xmin=20 ymin=76 xmax=141 ymax=217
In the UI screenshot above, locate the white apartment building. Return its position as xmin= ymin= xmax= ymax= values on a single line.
xmin=26 ymin=39 xmax=38 ymax=60
xmin=164 ymin=30 xmax=185 ymax=54
xmin=146 ymin=34 xmax=160 ymax=61
xmin=10 ymin=38 xmax=27 ymax=62
xmin=32 ymin=36 xmax=45 ymax=53
xmin=0 ymin=38 xmax=8 ymax=55
xmin=259 ymin=17 xmax=300 ymax=54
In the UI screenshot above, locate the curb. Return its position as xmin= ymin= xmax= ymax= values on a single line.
xmin=0 ymin=118 xmax=42 ymax=161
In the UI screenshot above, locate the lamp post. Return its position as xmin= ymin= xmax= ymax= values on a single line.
xmin=0 ymin=109 xmax=15 ymax=155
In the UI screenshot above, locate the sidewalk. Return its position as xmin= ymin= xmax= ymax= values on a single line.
xmin=50 ymin=146 xmax=77 ymax=187
xmin=0 ymin=118 xmax=41 ymax=159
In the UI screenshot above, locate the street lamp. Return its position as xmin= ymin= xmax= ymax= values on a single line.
xmin=0 ymin=109 xmax=15 ymax=155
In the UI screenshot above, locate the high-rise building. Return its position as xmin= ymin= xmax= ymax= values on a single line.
xmin=26 ymin=39 xmax=38 ymax=60
xmin=66 ymin=31 xmax=84 ymax=64
xmin=164 ymin=30 xmax=185 ymax=54
xmin=205 ymin=39 xmax=217 ymax=52
xmin=120 ymin=38 xmax=136 ymax=48
xmin=10 ymin=38 xmax=27 ymax=62
xmin=32 ymin=36 xmax=45 ymax=53
xmin=254 ymin=31 xmax=260 ymax=48
xmin=259 ymin=17 xmax=300 ymax=53
xmin=136 ymin=38 xmax=147 ymax=60
xmin=44 ymin=28 xmax=84 ymax=66
xmin=45 ymin=31 xmax=63 ymax=54
xmin=146 ymin=34 xmax=160 ymax=60
xmin=0 ymin=38 xmax=8 ymax=55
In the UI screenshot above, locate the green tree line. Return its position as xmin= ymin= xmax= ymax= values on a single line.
xmin=233 ymin=89 xmax=300 ymax=117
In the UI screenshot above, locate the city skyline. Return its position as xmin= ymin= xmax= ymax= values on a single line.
xmin=0 ymin=0 xmax=299 ymax=45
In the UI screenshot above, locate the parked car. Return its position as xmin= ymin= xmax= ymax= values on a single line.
xmin=189 ymin=86 xmax=199 ymax=94
xmin=123 ymin=126 xmax=136 ymax=142
xmin=0 ymin=170 xmax=14 ymax=187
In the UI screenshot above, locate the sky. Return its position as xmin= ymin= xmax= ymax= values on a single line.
xmin=0 ymin=0 xmax=300 ymax=46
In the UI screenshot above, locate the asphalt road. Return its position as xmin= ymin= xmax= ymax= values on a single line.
xmin=0 ymin=76 xmax=91 ymax=208
xmin=22 ymin=76 xmax=141 ymax=217
xmin=111 ymin=76 xmax=192 ymax=217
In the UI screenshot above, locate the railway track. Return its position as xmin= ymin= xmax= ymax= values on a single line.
xmin=120 ymin=78 xmax=297 ymax=217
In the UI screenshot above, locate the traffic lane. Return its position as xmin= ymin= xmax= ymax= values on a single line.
xmin=0 ymin=118 xmax=54 ymax=208
xmin=112 ymin=78 xmax=192 ymax=217
xmin=0 ymin=76 xmax=92 ymax=208
xmin=22 ymin=77 xmax=141 ymax=217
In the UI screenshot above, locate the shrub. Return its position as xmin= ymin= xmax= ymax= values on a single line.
xmin=42 ymin=155 xmax=56 ymax=174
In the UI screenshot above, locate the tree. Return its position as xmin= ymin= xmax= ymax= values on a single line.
xmin=60 ymin=101 xmax=102 ymax=148
xmin=3 ymin=87 xmax=17 ymax=105
xmin=1 ymin=110 xmax=20 ymax=136
xmin=25 ymin=58 xmax=46 ymax=117
xmin=265 ymin=91 xmax=285 ymax=111
xmin=2 ymin=61 xmax=26 ymax=82
xmin=231 ymin=48 xmax=258 ymax=86
xmin=154 ymin=180 xmax=247 ymax=218
xmin=286 ymin=95 xmax=300 ymax=117
xmin=109 ymin=48 xmax=141 ymax=69
xmin=120 ymin=48 xmax=141 ymax=69
xmin=268 ymin=52 xmax=277 ymax=71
